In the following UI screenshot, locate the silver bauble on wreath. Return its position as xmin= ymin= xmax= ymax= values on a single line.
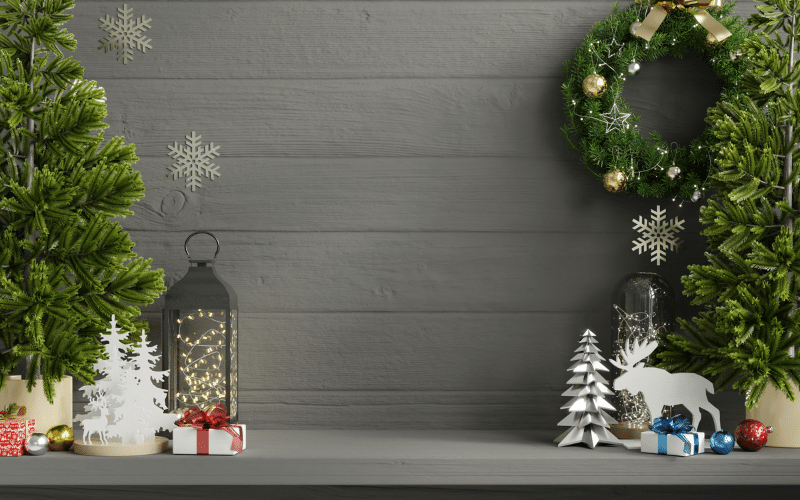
xmin=667 ymin=165 xmax=681 ymax=180
xmin=630 ymin=21 xmax=642 ymax=36
xmin=25 ymin=433 xmax=49 ymax=456
xmin=627 ymin=60 xmax=641 ymax=75
xmin=691 ymin=189 xmax=703 ymax=202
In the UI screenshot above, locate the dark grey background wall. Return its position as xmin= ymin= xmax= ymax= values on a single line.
xmin=60 ymin=0 xmax=757 ymax=433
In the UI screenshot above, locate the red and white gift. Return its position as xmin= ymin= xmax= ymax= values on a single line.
xmin=0 ymin=418 xmax=35 ymax=457
xmin=172 ymin=404 xmax=245 ymax=455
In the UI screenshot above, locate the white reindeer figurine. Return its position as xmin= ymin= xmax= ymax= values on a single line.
xmin=82 ymin=404 xmax=110 ymax=445
xmin=609 ymin=338 xmax=721 ymax=432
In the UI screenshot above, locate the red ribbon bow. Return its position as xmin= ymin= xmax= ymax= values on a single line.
xmin=175 ymin=404 xmax=243 ymax=453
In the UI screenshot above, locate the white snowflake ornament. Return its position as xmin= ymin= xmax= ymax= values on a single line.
xmin=632 ymin=205 xmax=684 ymax=265
xmin=168 ymin=132 xmax=221 ymax=191
xmin=99 ymin=4 xmax=152 ymax=65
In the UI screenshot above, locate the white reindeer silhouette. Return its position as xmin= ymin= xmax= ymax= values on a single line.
xmin=609 ymin=338 xmax=721 ymax=432
xmin=82 ymin=404 xmax=110 ymax=445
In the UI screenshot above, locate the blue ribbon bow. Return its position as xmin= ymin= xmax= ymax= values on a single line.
xmin=649 ymin=415 xmax=699 ymax=455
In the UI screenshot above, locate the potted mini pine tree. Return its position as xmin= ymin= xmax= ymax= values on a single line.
xmin=657 ymin=0 xmax=800 ymax=447
xmin=0 ymin=0 xmax=165 ymax=433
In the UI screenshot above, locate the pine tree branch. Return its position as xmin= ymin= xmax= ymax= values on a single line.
xmin=31 ymin=116 xmax=96 ymax=147
xmin=739 ymin=169 xmax=785 ymax=189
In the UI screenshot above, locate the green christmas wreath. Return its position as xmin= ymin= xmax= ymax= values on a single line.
xmin=562 ymin=1 xmax=751 ymax=199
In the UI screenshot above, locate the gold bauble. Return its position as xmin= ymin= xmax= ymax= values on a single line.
xmin=705 ymin=32 xmax=724 ymax=47
xmin=46 ymin=424 xmax=74 ymax=451
xmin=582 ymin=74 xmax=607 ymax=98
xmin=603 ymin=169 xmax=627 ymax=193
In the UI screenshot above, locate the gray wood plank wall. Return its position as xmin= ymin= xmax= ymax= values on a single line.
xmin=56 ymin=0 xmax=758 ymax=432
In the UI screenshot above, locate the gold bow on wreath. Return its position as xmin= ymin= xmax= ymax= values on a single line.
xmin=634 ymin=0 xmax=731 ymax=43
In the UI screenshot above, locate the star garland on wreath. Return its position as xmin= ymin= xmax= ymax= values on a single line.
xmin=562 ymin=1 xmax=751 ymax=199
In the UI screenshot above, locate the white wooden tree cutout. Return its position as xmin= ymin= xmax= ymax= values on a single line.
xmin=609 ymin=338 xmax=721 ymax=432
xmin=555 ymin=329 xmax=623 ymax=448
xmin=74 ymin=315 xmax=177 ymax=454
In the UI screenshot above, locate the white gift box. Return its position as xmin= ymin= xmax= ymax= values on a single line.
xmin=641 ymin=430 xmax=704 ymax=456
xmin=172 ymin=424 xmax=247 ymax=455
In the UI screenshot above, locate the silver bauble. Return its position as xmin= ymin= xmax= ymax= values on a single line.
xmin=630 ymin=21 xmax=642 ymax=36
xmin=691 ymin=189 xmax=703 ymax=202
xmin=667 ymin=165 xmax=681 ymax=180
xmin=730 ymin=50 xmax=743 ymax=61
xmin=25 ymin=433 xmax=49 ymax=456
xmin=627 ymin=61 xmax=641 ymax=75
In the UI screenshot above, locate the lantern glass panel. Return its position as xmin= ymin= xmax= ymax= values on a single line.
xmin=172 ymin=308 xmax=233 ymax=413
xmin=229 ymin=309 xmax=238 ymax=419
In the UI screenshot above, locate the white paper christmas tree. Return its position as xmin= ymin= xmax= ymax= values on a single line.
xmin=75 ymin=315 xmax=177 ymax=445
xmin=555 ymin=329 xmax=623 ymax=448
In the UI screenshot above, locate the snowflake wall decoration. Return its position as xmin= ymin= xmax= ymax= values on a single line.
xmin=168 ymin=132 xmax=221 ymax=192
xmin=632 ymin=205 xmax=684 ymax=265
xmin=99 ymin=4 xmax=152 ymax=65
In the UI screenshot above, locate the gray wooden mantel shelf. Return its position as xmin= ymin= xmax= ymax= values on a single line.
xmin=2 ymin=430 xmax=799 ymax=486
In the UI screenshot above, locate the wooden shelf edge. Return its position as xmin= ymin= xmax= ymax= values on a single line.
xmin=1 ymin=430 xmax=798 ymax=486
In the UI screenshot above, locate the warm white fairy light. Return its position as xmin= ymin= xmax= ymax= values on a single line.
xmin=672 ymin=146 xmax=714 ymax=206
xmin=176 ymin=309 xmax=227 ymax=407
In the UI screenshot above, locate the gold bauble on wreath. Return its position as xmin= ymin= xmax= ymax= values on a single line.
xmin=582 ymin=74 xmax=607 ymax=98
xmin=603 ymin=169 xmax=627 ymax=192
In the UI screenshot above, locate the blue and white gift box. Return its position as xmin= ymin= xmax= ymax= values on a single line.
xmin=640 ymin=415 xmax=704 ymax=457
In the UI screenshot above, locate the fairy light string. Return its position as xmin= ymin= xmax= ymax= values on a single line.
xmin=612 ymin=304 xmax=669 ymax=423
xmin=175 ymin=308 xmax=238 ymax=414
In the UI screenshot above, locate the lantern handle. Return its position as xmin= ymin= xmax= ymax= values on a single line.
xmin=184 ymin=231 xmax=221 ymax=259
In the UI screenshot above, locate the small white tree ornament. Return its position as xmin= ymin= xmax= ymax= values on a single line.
xmin=74 ymin=315 xmax=177 ymax=455
xmin=609 ymin=338 xmax=721 ymax=432
xmin=555 ymin=329 xmax=623 ymax=448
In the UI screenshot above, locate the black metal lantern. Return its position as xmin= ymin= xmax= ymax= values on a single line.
xmin=162 ymin=231 xmax=239 ymax=423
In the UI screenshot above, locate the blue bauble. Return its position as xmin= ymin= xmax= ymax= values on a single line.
xmin=710 ymin=430 xmax=734 ymax=455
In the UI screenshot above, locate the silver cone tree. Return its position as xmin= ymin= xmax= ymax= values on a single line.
xmin=556 ymin=329 xmax=622 ymax=448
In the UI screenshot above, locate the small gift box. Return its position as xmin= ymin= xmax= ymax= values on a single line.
xmin=641 ymin=415 xmax=704 ymax=457
xmin=0 ymin=418 xmax=35 ymax=457
xmin=172 ymin=405 xmax=246 ymax=456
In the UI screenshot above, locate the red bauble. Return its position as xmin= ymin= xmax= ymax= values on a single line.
xmin=735 ymin=419 xmax=773 ymax=451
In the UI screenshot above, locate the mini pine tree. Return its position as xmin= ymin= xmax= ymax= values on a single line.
xmin=556 ymin=329 xmax=622 ymax=448
xmin=657 ymin=0 xmax=800 ymax=410
xmin=75 ymin=315 xmax=175 ymax=445
xmin=0 ymin=0 xmax=166 ymax=402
